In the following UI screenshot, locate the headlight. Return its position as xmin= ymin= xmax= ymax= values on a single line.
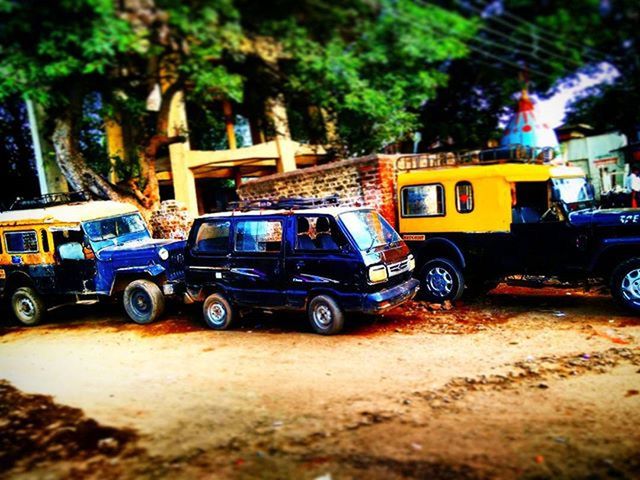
xmin=368 ymin=265 xmax=388 ymax=283
xmin=407 ymin=254 xmax=416 ymax=272
xmin=158 ymin=248 xmax=170 ymax=261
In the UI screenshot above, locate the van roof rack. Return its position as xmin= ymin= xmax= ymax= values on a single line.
xmin=8 ymin=191 xmax=89 ymax=211
xmin=228 ymin=195 xmax=340 ymax=211
xmin=396 ymin=145 xmax=558 ymax=171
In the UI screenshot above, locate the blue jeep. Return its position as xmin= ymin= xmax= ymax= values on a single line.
xmin=0 ymin=194 xmax=185 ymax=326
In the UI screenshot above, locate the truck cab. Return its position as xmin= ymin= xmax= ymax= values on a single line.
xmin=397 ymin=153 xmax=640 ymax=313
xmin=0 ymin=194 xmax=185 ymax=325
xmin=184 ymin=198 xmax=419 ymax=335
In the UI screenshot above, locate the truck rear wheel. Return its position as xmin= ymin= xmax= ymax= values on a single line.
xmin=611 ymin=258 xmax=640 ymax=313
xmin=11 ymin=287 xmax=45 ymax=326
xmin=420 ymin=258 xmax=465 ymax=303
xmin=308 ymin=295 xmax=344 ymax=335
xmin=123 ymin=279 xmax=165 ymax=324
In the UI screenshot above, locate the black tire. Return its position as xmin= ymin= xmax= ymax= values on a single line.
xmin=202 ymin=293 xmax=234 ymax=330
xmin=308 ymin=295 xmax=344 ymax=335
xmin=611 ymin=257 xmax=640 ymax=313
xmin=11 ymin=287 xmax=45 ymax=326
xmin=123 ymin=279 xmax=165 ymax=324
xmin=419 ymin=257 xmax=465 ymax=303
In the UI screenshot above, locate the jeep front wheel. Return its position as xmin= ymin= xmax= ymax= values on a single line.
xmin=308 ymin=295 xmax=344 ymax=335
xmin=11 ymin=287 xmax=45 ymax=326
xmin=420 ymin=258 xmax=465 ymax=303
xmin=123 ymin=279 xmax=165 ymax=324
xmin=612 ymin=258 xmax=640 ymax=313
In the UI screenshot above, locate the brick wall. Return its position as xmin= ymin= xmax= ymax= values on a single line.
xmin=149 ymin=200 xmax=194 ymax=240
xmin=237 ymin=155 xmax=400 ymax=226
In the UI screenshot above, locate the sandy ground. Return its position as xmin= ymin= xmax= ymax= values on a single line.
xmin=0 ymin=285 xmax=639 ymax=479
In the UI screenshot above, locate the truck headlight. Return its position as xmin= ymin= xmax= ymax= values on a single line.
xmin=407 ymin=254 xmax=416 ymax=272
xmin=158 ymin=248 xmax=170 ymax=261
xmin=368 ymin=265 xmax=388 ymax=283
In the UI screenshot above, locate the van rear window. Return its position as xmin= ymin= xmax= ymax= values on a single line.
xmin=5 ymin=231 xmax=39 ymax=254
xmin=194 ymin=221 xmax=230 ymax=253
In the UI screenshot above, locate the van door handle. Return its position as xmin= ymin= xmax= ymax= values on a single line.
xmin=295 ymin=261 xmax=305 ymax=270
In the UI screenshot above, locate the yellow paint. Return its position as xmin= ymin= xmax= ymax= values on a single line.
xmin=0 ymin=225 xmax=58 ymax=266
xmin=104 ymin=117 xmax=125 ymax=183
xmin=397 ymin=163 xmax=585 ymax=234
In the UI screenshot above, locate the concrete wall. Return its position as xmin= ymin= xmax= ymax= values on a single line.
xmin=237 ymin=155 xmax=399 ymax=226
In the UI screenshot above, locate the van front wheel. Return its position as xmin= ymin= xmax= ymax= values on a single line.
xmin=611 ymin=258 xmax=640 ymax=313
xmin=11 ymin=287 xmax=45 ymax=326
xmin=420 ymin=258 xmax=464 ymax=303
xmin=123 ymin=280 xmax=165 ymax=324
xmin=308 ymin=295 xmax=344 ymax=335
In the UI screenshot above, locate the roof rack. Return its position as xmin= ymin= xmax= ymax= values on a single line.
xmin=228 ymin=195 xmax=340 ymax=212
xmin=396 ymin=145 xmax=557 ymax=171
xmin=8 ymin=191 xmax=90 ymax=211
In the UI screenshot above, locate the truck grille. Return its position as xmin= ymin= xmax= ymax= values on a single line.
xmin=388 ymin=259 xmax=410 ymax=277
xmin=167 ymin=251 xmax=185 ymax=280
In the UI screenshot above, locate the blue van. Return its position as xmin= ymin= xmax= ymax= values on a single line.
xmin=184 ymin=200 xmax=419 ymax=334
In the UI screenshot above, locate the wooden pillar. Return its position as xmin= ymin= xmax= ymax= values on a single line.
xmin=222 ymin=100 xmax=237 ymax=150
xmin=167 ymin=91 xmax=199 ymax=216
xmin=275 ymin=138 xmax=297 ymax=173
xmin=104 ymin=117 xmax=124 ymax=183
xmin=234 ymin=168 xmax=243 ymax=188
xmin=25 ymin=99 xmax=69 ymax=195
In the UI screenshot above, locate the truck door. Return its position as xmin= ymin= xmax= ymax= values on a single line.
xmin=228 ymin=217 xmax=285 ymax=307
xmin=509 ymin=181 xmax=573 ymax=274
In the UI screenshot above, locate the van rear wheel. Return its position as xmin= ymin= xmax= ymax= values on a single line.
xmin=203 ymin=293 xmax=234 ymax=330
xmin=420 ymin=258 xmax=464 ymax=303
xmin=123 ymin=280 xmax=165 ymax=324
xmin=308 ymin=295 xmax=344 ymax=335
xmin=11 ymin=287 xmax=45 ymax=326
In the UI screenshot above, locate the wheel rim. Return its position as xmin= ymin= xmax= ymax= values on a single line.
xmin=425 ymin=266 xmax=454 ymax=297
xmin=621 ymin=268 xmax=640 ymax=303
xmin=313 ymin=303 xmax=333 ymax=328
xmin=206 ymin=301 xmax=227 ymax=326
xmin=131 ymin=289 xmax=152 ymax=316
xmin=15 ymin=294 xmax=35 ymax=319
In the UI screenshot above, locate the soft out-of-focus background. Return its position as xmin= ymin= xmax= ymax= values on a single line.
xmin=0 ymin=0 xmax=636 ymax=214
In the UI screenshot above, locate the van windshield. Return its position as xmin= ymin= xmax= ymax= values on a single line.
xmin=83 ymin=213 xmax=149 ymax=243
xmin=340 ymin=210 xmax=401 ymax=251
xmin=552 ymin=177 xmax=595 ymax=210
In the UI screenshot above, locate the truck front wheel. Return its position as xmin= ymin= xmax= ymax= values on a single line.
xmin=611 ymin=258 xmax=640 ymax=313
xmin=420 ymin=258 xmax=465 ymax=303
xmin=123 ymin=279 xmax=165 ymax=324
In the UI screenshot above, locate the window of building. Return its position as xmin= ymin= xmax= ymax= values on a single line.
xmin=235 ymin=220 xmax=282 ymax=253
xmin=401 ymin=184 xmax=445 ymax=217
xmin=455 ymin=182 xmax=474 ymax=213
xmin=194 ymin=221 xmax=231 ymax=253
xmin=5 ymin=231 xmax=39 ymax=254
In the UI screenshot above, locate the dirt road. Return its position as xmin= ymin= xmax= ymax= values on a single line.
xmin=1 ymin=286 xmax=639 ymax=479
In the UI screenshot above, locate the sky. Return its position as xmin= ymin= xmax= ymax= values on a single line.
xmin=527 ymin=63 xmax=620 ymax=128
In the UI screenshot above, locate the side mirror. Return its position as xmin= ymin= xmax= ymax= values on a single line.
xmin=58 ymin=242 xmax=85 ymax=261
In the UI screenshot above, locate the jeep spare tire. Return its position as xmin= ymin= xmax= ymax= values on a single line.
xmin=308 ymin=295 xmax=344 ymax=335
xmin=420 ymin=257 xmax=465 ymax=303
xmin=123 ymin=279 xmax=165 ymax=324
xmin=11 ymin=287 xmax=45 ymax=326
xmin=611 ymin=258 xmax=640 ymax=313
xmin=203 ymin=293 xmax=234 ymax=330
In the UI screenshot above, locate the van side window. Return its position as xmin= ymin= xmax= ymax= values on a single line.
xmin=5 ymin=231 xmax=39 ymax=254
xmin=194 ymin=221 xmax=230 ymax=253
xmin=235 ymin=220 xmax=282 ymax=253
xmin=296 ymin=216 xmax=341 ymax=251
xmin=455 ymin=182 xmax=474 ymax=213
xmin=401 ymin=184 xmax=444 ymax=217
xmin=41 ymin=229 xmax=50 ymax=252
